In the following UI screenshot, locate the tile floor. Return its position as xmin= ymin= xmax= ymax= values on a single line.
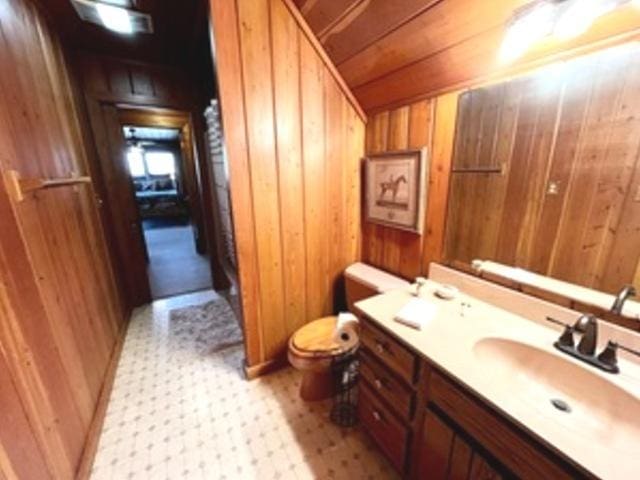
xmin=91 ymin=290 xmax=398 ymax=480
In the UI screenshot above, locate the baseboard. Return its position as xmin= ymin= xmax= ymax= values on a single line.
xmin=75 ymin=320 xmax=129 ymax=480
xmin=243 ymin=355 xmax=288 ymax=380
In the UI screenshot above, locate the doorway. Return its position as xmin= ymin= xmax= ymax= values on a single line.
xmin=88 ymin=103 xmax=222 ymax=307
xmin=124 ymin=125 xmax=212 ymax=298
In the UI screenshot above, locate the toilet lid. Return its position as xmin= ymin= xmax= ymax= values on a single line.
xmin=291 ymin=316 xmax=342 ymax=357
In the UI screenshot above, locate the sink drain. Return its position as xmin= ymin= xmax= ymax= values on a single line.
xmin=550 ymin=398 xmax=571 ymax=413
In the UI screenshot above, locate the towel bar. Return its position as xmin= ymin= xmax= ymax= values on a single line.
xmin=3 ymin=169 xmax=92 ymax=202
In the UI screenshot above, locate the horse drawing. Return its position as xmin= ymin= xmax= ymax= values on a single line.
xmin=379 ymin=174 xmax=407 ymax=203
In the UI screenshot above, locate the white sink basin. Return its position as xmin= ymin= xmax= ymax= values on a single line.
xmin=473 ymin=337 xmax=640 ymax=454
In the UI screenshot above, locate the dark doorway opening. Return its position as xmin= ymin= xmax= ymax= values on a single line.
xmin=124 ymin=125 xmax=212 ymax=298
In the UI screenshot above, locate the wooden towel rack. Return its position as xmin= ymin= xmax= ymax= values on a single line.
xmin=3 ymin=169 xmax=92 ymax=202
xmin=451 ymin=165 xmax=504 ymax=174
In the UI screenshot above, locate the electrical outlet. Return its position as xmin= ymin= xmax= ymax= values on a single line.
xmin=547 ymin=180 xmax=560 ymax=196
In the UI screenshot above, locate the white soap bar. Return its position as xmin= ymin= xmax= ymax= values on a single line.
xmin=435 ymin=284 xmax=459 ymax=300
xmin=394 ymin=298 xmax=438 ymax=330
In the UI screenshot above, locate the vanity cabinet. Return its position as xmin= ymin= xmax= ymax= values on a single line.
xmin=357 ymin=317 xmax=592 ymax=480
xmin=415 ymin=408 xmax=502 ymax=480
xmin=357 ymin=318 xmax=424 ymax=473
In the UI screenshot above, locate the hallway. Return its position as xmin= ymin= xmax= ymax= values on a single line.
xmin=90 ymin=291 xmax=396 ymax=480
xmin=144 ymin=223 xmax=213 ymax=299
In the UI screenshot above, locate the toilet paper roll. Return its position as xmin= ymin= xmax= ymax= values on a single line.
xmin=333 ymin=312 xmax=360 ymax=351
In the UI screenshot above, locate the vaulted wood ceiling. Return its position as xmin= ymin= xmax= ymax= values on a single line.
xmin=295 ymin=0 xmax=640 ymax=113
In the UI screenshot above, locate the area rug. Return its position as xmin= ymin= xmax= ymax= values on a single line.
xmin=169 ymin=297 xmax=243 ymax=355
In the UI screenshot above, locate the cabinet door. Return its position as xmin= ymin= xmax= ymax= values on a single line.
xmin=415 ymin=409 xmax=455 ymax=479
xmin=415 ymin=408 xmax=504 ymax=480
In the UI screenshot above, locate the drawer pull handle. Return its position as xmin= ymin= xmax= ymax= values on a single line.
xmin=374 ymin=378 xmax=384 ymax=390
xmin=375 ymin=342 xmax=386 ymax=354
xmin=372 ymin=410 xmax=382 ymax=422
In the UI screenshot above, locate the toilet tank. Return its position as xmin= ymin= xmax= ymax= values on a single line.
xmin=344 ymin=263 xmax=411 ymax=313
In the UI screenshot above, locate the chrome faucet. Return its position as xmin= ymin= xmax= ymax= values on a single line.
xmin=611 ymin=284 xmax=636 ymax=315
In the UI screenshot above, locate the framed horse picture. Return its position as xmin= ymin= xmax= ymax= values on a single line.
xmin=364 ymin=148 xmax=428 ymax=234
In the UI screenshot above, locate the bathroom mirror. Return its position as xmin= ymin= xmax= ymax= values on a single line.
xmin=443 ymin=43 xmax=640 ymax=329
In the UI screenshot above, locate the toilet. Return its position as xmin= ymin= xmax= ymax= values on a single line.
xmin=288 ymin=263 xmax=410 ymax=401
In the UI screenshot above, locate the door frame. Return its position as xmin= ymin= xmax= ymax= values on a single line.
xmin=118 ymin=107 xmax=206 ymax=254
xmin=86 ymin=100 xmax=151 ymax=307
xmin=85 ymin=101 xmax=228 ymax=308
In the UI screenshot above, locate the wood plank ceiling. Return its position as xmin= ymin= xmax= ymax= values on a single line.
xmin=294 ymin=0 xmax=640 ymax=113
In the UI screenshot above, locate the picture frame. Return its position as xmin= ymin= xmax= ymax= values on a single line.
xmin=364 ymin=148 xmax=428 ymax=234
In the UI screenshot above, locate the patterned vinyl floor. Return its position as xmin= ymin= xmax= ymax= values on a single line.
xmin=90 ymin=290 xmax=398 ymax=480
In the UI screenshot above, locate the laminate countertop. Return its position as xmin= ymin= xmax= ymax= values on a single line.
xmin=355 ymin=280 xmax=640 ymax=480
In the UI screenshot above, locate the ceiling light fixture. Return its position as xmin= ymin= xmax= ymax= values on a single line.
xmin=96 ymin=3 xmax=133 ymax=34
xmin=499 ymin=2 xmax=556 ymax=63
xmin=71 ymin=0 xmax=153 ymax=35
xmin=554 ymin=0 xmax=617 ymax=40
xmin=500 ymin=0 xmax=633 ymax=63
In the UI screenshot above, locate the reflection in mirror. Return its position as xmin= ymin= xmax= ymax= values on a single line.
xmin=443 ymin=43 xmax=640 ymax=330
xmin=471 ymin=259 xmax=640 ymax=321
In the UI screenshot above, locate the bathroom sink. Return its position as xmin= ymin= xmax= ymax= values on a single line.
xmin=473 ymin=337 xmax=640 ymax=453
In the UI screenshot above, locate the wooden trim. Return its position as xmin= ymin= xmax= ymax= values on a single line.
xmin=366 ymin=28 xmax=640 ymax=115
xmin=280 ymin=0 xmax=367 ymax=122
xmin=75 ymin=317 xmax=130 ymax=480
xmin=209 ymin=0 xmax=264 ymax=367
xmin=243 ymin=355 xmax=288 ymax=380
xmin=315 ymin=0 xmax=368 ymax=41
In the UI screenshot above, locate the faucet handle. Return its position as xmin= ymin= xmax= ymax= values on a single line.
xmin=556 ymin=325 xmax=575 ymax=348
xmin=597 ymin=341 xmax=619 ymax=368
xmin=596 ymin=341 xmax=620 ymax=374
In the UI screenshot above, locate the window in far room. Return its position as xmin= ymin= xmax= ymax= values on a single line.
xmin=145 ymin=151 xmax=176 ymax=177
xmin=127 ymin=146 xmax=145 ymax=178
xmin=126 ymin=148 xmax=176 ymax=179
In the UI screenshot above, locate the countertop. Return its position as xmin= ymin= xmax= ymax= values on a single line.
xmin=355 ymin=280 xmax=640 ymax=480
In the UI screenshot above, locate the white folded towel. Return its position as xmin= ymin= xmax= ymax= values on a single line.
xmin=394 ymin=298 xmax=438 ymax=330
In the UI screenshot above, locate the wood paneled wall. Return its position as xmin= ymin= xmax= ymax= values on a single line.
xmin=75 ymin=53 xmax=195 ymax=108
xmin=0 ymin=0 xmax=124 ymax=477
xmin=210 ymin=0 xmax=365 ymax=371
xmin=363 ymin=94 xmax=458 ymax=280
xmin=74 ymin=51 xmax=229 ymax=305
xmin=444 ymin=46 xmax=640 ymax=295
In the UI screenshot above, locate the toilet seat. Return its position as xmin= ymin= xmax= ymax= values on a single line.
xmin=289 ymin=316 xmax=343 ymax=359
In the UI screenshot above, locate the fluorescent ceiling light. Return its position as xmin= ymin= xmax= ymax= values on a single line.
xmin=499 ymin=2 xmax=556 ymax=63
xmin=96 ymin=3 xmax=133 ymax=34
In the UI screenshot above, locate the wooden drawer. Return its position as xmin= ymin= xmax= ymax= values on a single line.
xmin=360 ymin=349 xmax=414 ymax=420
xmin=361 ymin=319 xmax=417 ymax=384
xmin=358 ymin=381 xmax=409 ymax=473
